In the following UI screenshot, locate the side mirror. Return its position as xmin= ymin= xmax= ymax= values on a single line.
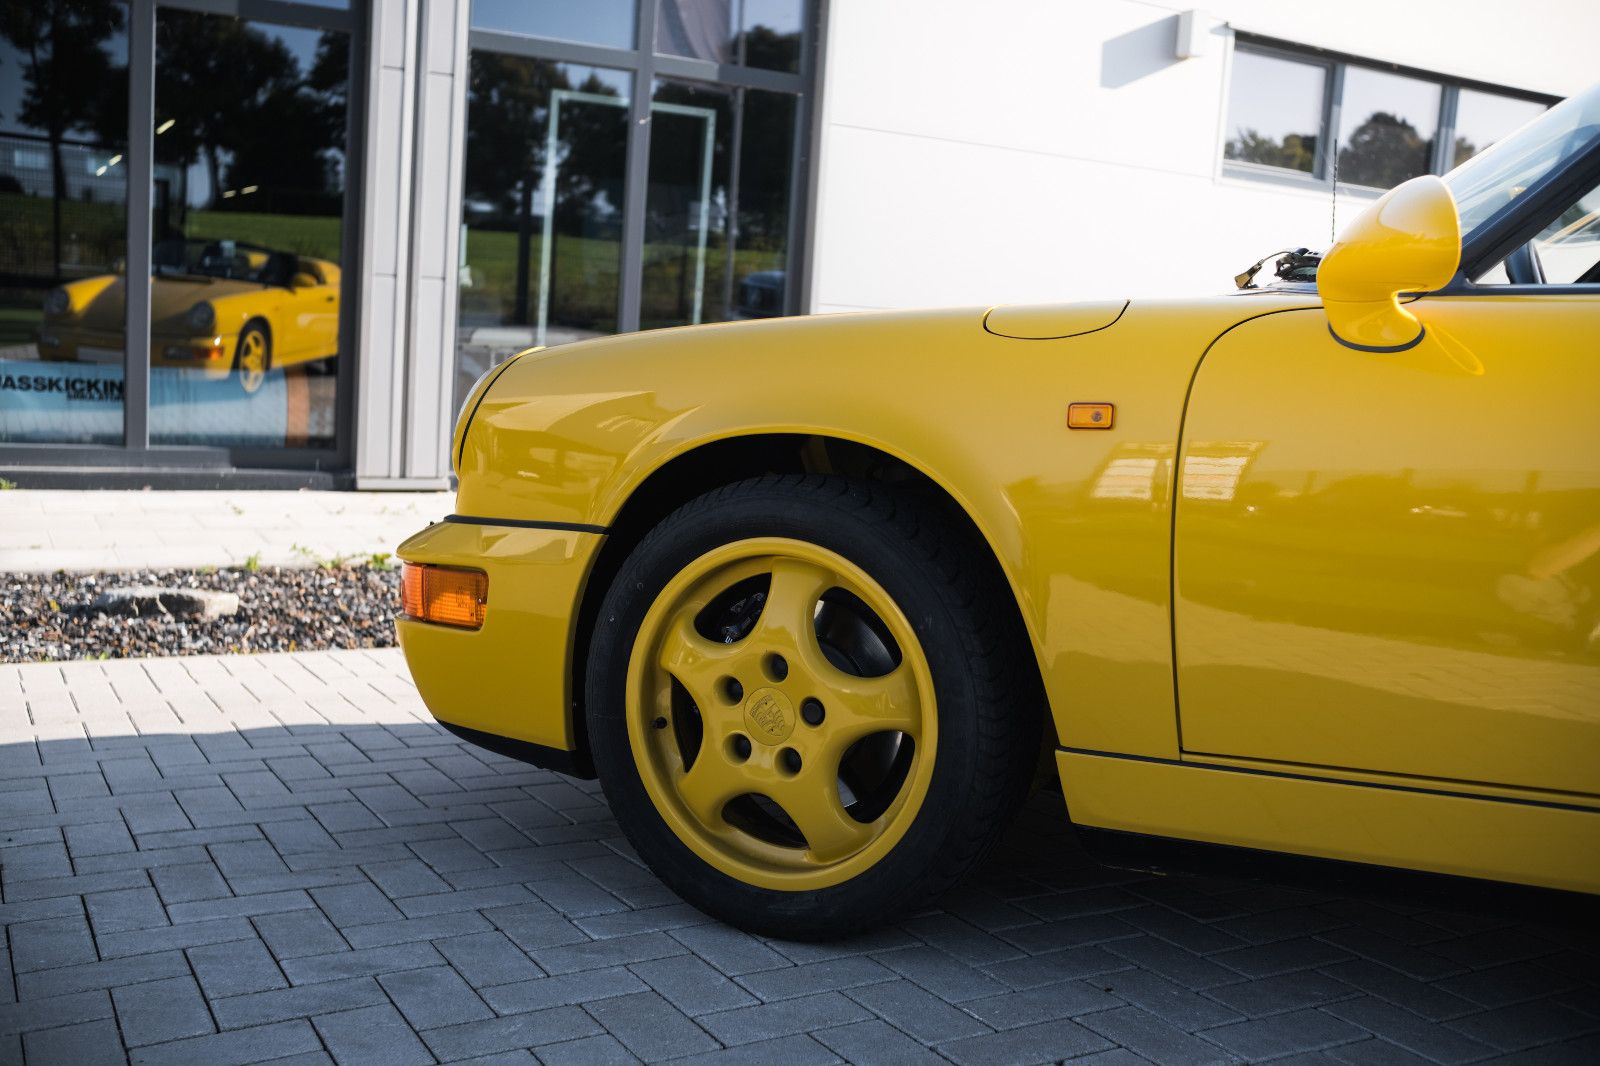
xmin=1318 ymin=175 xmax=1461 ymax=352
xmin=290 ymin=272 xmax=319 ymax=289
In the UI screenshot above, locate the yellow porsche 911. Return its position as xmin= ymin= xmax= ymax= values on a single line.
xmin=38 ymin=237 xmax=340 ymax=393
xmin=398 ymin=84 xmax=1600 ymax=937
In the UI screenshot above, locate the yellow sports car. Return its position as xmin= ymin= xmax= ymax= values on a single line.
xmin=398 ymin=84 xmax=1600 ymax=937
xmin=38 ymin=237 xmax=340 ymax=393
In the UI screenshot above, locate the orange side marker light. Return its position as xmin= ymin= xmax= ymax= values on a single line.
xmin=401 ymin=563 xmax=487 ymax=630
xmin=1067 ymin=403 xmax=1115 ymax=429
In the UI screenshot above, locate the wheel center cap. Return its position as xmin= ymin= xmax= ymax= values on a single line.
xmin=743 ymin=687 xmax=795 ymax=745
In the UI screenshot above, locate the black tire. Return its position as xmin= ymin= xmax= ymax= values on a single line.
xmin=585 ymin=475 xmax=1042 ymax=938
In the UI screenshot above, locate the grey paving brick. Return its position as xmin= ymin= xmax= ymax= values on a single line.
xmin=18 ymin=949 xmax=191 ymax=1000
xmin=189 ymin=939 xmax=288 ymax=998
xmin=737 ymin=957 xmax=895 ymax=1002
xmin=1320 ymin=959 xmax=1475 ymax=1021
xmin=363 ymin=857 xmax=453 ymax=898
xmin=150 ymin=861 xmax=232 ymax=904
xmin=585 ymin=989 xmax=719 ymax=1059
xmin=0 ymin=989 xmax=113 ymax=1037
xmin=309 ymin=881 xmax=404 ymax=927
xmin=397 ymin=883 xmax=537 ymax=918
xmin=1104 ymin=935 xmax=1237 ymax=989
xmin=699 ymin=991 xmax=872 ymax=1046
xmin=63 ymin=820 xmax=136 ymax=857
xmin=86 ymin=886 xmax=169 ymax=934
xmin=379 ymin=965 xmax=495 ymax=1030
xmin=97 ymin=916 xmax=256 ymax=959
xmin=313 ymin=1002 xmax=434 ymax=1066
xmin=874 ymin=946 xmax=1009 ymax=1003
xmin=22 ymin=1018 xmax=126 ymax=1066
xmin=280 ymin=942 xmax=444 ymax=986
xmin=255 ymin=907 xmax=350 ymax=960
xmin=1080 ymin=1005 xmax=1235 ymax=1066
xmin=530 ymin=931 xmax=685 ymax=976
xmin=210 ymin=976 xmax=390 ymax=1030
xmin=1202 ymin=1008 xmax=1370 ymax=1061
xmin=112 ymin=975 xmax=216 ymax=1046
xmin=344 ymin=910 xmax=493 ymax=948
xmin=669 ymin=924 xmax=792 ymax=977
xmin=437 ymin=931 xmax=545 ymax=988
xmin=1206 ymin=970 xmax=1356 ymax=1018
xmin=938 ymin=1017 xmax=1113 ymax=1065
xmin=1447 ymin=1000 xmax=1599 ymax=1055
xmin=813 ymin=1018 xmax=948 ymax=1064
xmin=482 ymin=966 xmax=648 ymax=1015
xmin=127 ymin=1019 xmax=323 ymax=1065
xmin=531 ymin=1032 xmax=638 ymax=1065
xmin=423 ymin=1005 xmax=602 ymax=1060
xmin=846 ymin=979 xmax=992 ymax=1043
xmin=658 ymin=1033 xmax=840 ymax=1066
xmin=962 ymin=981 xmax=1122 ymax=1030
xmin=631 ymin=954 xmax=759 ymax=1015
xmin=3 ymin=868 xmax=151 ymax=902
xmin=167 ymin=888 xmax=315 ymax=924
xmin=10 ymin=914 xmax=98 ymax=972
xmin=1096 ymin=969 xmax=1243 ymax=1030
xmin=982 ymin=943 xmax=1129 ymax=993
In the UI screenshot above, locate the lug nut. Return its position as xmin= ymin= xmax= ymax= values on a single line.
xmin=780 ymin=748 xmax=802 ymax=774
xmin=723 ymin=677 xmax=744 ymax=704
xmin=766 ymin=653 xmax=788 ymax=681
xmin=800 ymin=698 xmax=824 ymax=726
xmin=729 ymin=734 xmax=752 ymax=762
xmin=653 ymin=716 xmax=668 ymax=730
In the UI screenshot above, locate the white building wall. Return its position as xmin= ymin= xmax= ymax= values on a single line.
xmin=808 ymin=0 xmax=1600 ymax=313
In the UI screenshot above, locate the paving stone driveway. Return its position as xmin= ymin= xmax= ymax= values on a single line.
xmin=1 ymin=650 xmax=1595 ymax=1065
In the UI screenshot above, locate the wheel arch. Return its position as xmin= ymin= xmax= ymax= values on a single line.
xmin=568 ymin=432 xmax=1053 ymax=764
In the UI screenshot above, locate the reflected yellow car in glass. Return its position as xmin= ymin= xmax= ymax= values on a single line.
xmin=397 ymin=85 xmax=1600 ymax=937
xmin=37 ymin=238 xmax=340 ymax=393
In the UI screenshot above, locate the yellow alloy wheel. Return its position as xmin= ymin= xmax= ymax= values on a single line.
xmin=624 ymin=537 xmax=937 ymax=891
xmin=236 ymin=326 xmax=269 ymax=393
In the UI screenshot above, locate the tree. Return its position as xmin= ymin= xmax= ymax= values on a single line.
xmin=1337 ymin=111 xmax=1432 ymax=189
xmin=0 ymin=0 xmax=124 ymax=280
xmin=1225 ymin=128 xmax=1317 ymax=174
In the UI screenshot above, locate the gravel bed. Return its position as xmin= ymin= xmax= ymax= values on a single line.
xmin=2 ymin=566 xmax=401 ymax=662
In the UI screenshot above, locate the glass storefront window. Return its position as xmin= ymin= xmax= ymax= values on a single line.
xmin=1223 ymin=50 xmax=1326 ymax=176
xmin=149 ymin=9 xmax=348 ymax=448
xmin=1336 ymin=68 xmax=1442 ymax=189
xmin=455 ymin=57 xmax=630 ymax=412
xmin=642 ymin=80 xmax=795 ymax=330
xmin=1 ymin=1 xmax=128 ymax=445
xmin=657 ymin=0 xmax=805 ymax=73
xmin=470 ymin=0 xmax=637 ymax=50
xmin=1452 ymin=89 xmax=1546 ymax=168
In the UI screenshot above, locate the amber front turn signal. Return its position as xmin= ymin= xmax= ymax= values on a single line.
xmin=401 ymin=563 xmax=487 ymax=630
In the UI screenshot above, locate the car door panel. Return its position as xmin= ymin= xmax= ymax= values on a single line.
xmin=1173 ymin=296 xmax=1600 ymax=796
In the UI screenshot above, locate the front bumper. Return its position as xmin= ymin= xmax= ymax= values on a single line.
xmin=395 ymin=517 xmax=603 ymax=763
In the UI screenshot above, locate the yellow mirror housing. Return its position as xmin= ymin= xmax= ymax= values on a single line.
xmin=1318 ymin=175 xmax=1461 ymax=352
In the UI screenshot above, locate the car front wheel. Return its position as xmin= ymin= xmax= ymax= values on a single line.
xmin=585 ymin=475 xmax=1040 ymax=938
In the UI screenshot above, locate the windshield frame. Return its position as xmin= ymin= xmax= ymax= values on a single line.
xmin=1449 ymin=85 xmax=1600 ymax=282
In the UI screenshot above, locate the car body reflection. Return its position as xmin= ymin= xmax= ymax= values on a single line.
xmin=37 ymin=237 xmax=339 ymax=393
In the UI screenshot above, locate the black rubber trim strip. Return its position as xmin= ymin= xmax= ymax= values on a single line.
xmin=1060 ymin=746 xmax=1600 ymax=815
xmin=444 ymin=514 xmax=607 ymax=534
xmin=981 ymin=298 xmax=1130 ymax=341
xmin=1326 ymin=322 xmax=1425 ymax=353
xmin=438 ymin=720 xmax=595 ymax=779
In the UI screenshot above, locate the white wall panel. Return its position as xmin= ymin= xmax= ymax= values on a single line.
xmin=809 ymin=0 xmax=1598 ymax=314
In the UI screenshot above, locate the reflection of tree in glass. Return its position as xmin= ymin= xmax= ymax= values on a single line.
xmin=155 ymin=12 xmax=343 ymax=222
xmin=1453 ymin=137 xmax=1480 ymax=166
xmin=742 ymin=24 xmax=801 ymax=74
xmin=1338 ymin=111 xmax=1433 ymax=189
xmin=1225 ymin=128 xmax=1317 ymax=173
xmin=463 ymin=54 xmax=625 ymax=329
xmin=0 ymin=0 xmax=125 ymax=279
